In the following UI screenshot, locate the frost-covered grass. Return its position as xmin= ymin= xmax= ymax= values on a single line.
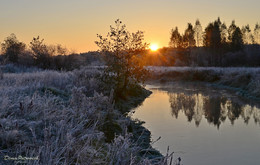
xmin=147 ymin=66 xmax=260 ymax=74
xmin=148 ymin=66 xmax=260 ymax=98
xmin=0 ymin=64 xmax=42 ymax=73
xmin=0 ymin=66 xmax=174 ymax=165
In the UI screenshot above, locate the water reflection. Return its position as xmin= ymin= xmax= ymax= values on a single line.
xmin=132 ymin=84 xmax=260 ymax=165
xmin=168 ymin=91 xmax=260 ymax=128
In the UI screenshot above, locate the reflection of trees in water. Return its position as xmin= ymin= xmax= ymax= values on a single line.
xmin=203 ymin=96 xmax=222 ymax=128
xmin=168 ymin=92 xmax=260 ymax=128
xmin=169 ymin=93 xmax=202 ymax=126
xmin=169 ymin=93 xmax=195 ymax=122
xmin=253 ymin=107 xmax=260 ymax=124
xmin=193 ymin=93 xmax=204 ymax=126
xmin=227 ymin=100 xmax=242 ymax=125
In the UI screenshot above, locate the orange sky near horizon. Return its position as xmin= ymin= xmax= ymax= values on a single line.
xmin=0 ymin=0 xmax=259 ymax=53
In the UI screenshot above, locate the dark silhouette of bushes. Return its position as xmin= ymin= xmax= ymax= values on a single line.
xmin=0 ymin=34 xmax=104 ymax=71
xmin=1 ymin=34 xmax=26 ymax=63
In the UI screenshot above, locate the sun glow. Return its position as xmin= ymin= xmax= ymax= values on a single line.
xmin=150 ymin=44 xmax=159 ymax=51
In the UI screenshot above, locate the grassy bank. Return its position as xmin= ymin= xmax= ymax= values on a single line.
xmin=115 ymin=86 xmax=164 ymax=159
xmin=148 ymin=67 xmax=260 ymax=100
xmin=0 ymin=66 xmax=172 ymax=165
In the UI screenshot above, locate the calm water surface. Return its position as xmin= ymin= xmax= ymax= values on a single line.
xmin=131 ymin=83 xmax=260 ymax=165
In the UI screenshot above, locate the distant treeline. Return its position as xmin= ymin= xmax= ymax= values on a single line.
xmin=169 ymin=18 xmax=260 ymax=49
xmin=143 ymin=18 xmax=260 ymax=67
xmin=1 ymin=17 xmax=260 ymax=69
xmin=141 ymin=44 xmax=260 ymax=67
xmin=0 ymin=34 xmax=103 ymax=70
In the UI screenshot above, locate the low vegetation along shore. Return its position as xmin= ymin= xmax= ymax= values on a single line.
xmin=148 ymin=66 xmax=260 ymax=100
xmin=0 ymin=66 xmax=175 ymax=165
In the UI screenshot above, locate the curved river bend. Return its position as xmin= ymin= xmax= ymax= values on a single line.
xmin=130 ymin=83 xmax=260 ymax=165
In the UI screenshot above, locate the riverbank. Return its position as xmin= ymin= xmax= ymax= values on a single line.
xmin=148 ymin=67 xmax=260 ymax=100
xmin=115 ymin=87 xmax=164 ymax=160
xmin=131 ymin=82 xmax=260 ymax=165
xmin=0 ymin=66 xmax=169 ymax=165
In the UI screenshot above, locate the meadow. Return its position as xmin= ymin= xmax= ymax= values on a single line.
xmin=0 ymin=65 xmax=174 ymax=165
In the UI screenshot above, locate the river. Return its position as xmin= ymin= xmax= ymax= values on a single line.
xmin=130 ymin=82 xmax=260 ymax=165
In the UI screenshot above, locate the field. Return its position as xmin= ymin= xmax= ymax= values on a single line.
xmin=0 ymin=66 xmax=174 ymax=165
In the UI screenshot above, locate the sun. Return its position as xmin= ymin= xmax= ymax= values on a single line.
xmin=150 ymin=44 xmax=159 ymax=51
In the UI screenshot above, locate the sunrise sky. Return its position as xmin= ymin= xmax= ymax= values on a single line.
xmin=1 ymin=0 xmax=259 ymax=53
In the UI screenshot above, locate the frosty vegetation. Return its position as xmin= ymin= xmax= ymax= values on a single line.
xmin=0 ymin=66 xmax=178 ymax=165
xmin=148 ymin=66 xmax=260 ymax=99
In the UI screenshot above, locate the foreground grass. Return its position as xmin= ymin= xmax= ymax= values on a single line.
xmin=0 ymin=66 xmax=175 ymax=165
xmin=148 ymin=66 xmax=260 ymax=99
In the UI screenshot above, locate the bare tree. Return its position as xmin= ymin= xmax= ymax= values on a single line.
xmin=194 ymin=19 xmax=203 ymax=47
xmin=242 ymin=24 xmax=254 ymax=45
xmin=254 ymin=23 xmax=260 ymax=44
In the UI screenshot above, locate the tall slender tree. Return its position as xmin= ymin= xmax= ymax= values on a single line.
xmin=220 ymin=23 xmax=228 ymax=44
xmin=182 ymin=23 xmax=195 ymax=48
xmin=204 ymin=20 xmax=222 ymax=65
xmin=204 ymin=21 xmax=221 ymax=49
xmin=194 ymin=19 xmax=203 ymax=47
xmin=169 ymin=27 xmax=182 ymax=48
xmin=242 ymin=24 xmax=254 ymax=45
xmin=254 ymin=23 xmax=260 ymax=44
xmin=231 ymin=27 xmax=244 ymax=51
xmin=228 ymin=20 xmax=237 ymax=43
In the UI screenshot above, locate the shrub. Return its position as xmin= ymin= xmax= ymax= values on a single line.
xmin=96 ymin=19 xmax=149 ymax=99
xmin=1 ymin=34 xmax=26 ymax=63
xmin=30 ymin=36 xmax=53 ymax=69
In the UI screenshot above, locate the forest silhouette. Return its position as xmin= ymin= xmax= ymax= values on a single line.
xmin=1 ymin=18 xmax=260 ymax=69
